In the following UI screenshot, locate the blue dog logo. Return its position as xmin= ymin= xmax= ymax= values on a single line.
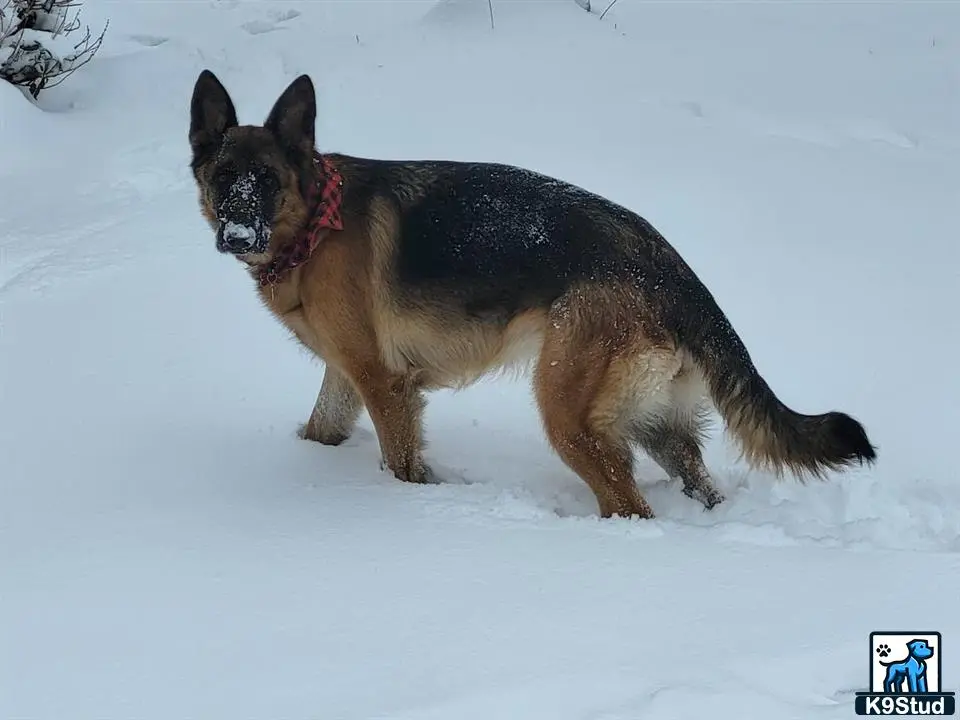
xmin=855 ymin=631 xmax=956 ymax=716
xmin=879 ymin=638 xmax=935 ymax=694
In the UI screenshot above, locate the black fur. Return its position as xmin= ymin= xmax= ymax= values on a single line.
xmin=189 ymin=68 xmax=877 ymax=483
xmin=190 ymin=72 xmax=318 ymax=255
xmin=680 ymin=284 xmax=878 ymax=476
xmin=336 ymin=154 xmax=877 ymax=476
xmin=189 ymin=69 xmax=238 ymax=173
xmin=337 ymin=158 xmax=676 ymax=318
xmin=264 ymin=74 xmax=316 ymax=156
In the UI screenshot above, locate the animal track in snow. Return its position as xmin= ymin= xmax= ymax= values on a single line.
xmin=127 ymin=34 xmax=169 ymax=47
xmin=678 ymin=100 xmax=705 ymax=119
xmin=667 ymin=97 xmax=921 ymax=153
xmin=242 ymin=9 xmax=302 ymax=35
xmin=844 ymin=120 xmax=918 ymax=150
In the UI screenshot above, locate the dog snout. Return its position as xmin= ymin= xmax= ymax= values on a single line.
xmin=222 ymin=222 xmax=256 ymax=250
xmin=216 ymin=218 xmax=266 ymax=254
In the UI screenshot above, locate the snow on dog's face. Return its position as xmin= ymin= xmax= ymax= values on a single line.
xmin=209 ymin=152 xmax=280 ymax=256
xmin=189 ymin=70 xmax=319 ymax=263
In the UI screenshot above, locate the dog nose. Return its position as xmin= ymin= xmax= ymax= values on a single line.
xmin=221 ymin=221 xmax=256 ymax=252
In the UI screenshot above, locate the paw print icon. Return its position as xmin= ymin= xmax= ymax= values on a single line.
xmin=876 ymin=644 xmax=892 ymax=658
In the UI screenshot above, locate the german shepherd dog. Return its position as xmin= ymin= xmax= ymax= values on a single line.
xmin=188 ymin=70 xmax=876 ymax=519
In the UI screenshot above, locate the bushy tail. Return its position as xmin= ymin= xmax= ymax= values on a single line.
xmin=675 ymin=282 xmax=877 ymax=479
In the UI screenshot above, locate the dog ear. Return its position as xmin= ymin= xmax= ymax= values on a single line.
xmin=264 ymin=74 xmax=316 ymax=156
xmin=190 ymin=69 xmax=238 ymax=168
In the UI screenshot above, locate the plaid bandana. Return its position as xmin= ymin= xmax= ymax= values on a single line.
xmin=257 ymin=152 xmax=344 ymax=288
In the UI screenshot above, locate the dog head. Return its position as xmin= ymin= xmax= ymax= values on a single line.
xmin=907 ymin=639 xmax=934 ymax=661
xmin=188 ymin=70 xmax=318 ymax=262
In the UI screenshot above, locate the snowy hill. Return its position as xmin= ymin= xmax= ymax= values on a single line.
xmin=2 ymin=1 xmax=959 ymax=717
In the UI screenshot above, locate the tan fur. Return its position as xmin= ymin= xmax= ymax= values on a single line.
xmin=241 ymin=184 xmax=697 ymax=515
xmin=198 ymin=132 xmax=312 ymax=270
xmin=528 ymin=284 xmax=695 ymax=518
xmin=723 ymin=390 xmax=800 ymax=477
xmin=190 ymin=70 xmax=875 ymax=520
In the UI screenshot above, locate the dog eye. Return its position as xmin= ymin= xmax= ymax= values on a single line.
xmin=261 ymin=172 xmax=280 ymax=192
xmin=214 ymin=167 xmax=234 ymax=185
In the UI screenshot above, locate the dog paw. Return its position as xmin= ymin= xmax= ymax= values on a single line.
xmin=876 ymin=644 xmax=892 ymax=658
xmin=397 ymin=464 xmax=432 ymax=485
xmin=298 ymin=422 xmax=350 ymax=446
xmin=683 ymin=483 xmax=726 ymax=510
xmin=383 ymin=457 xmax=436 ymax=485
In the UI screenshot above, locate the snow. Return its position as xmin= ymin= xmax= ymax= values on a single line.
xmin=221 ymin=218 xmax=255 ymax=237
xmin=2 ymin=0 xmax=959 ymax=717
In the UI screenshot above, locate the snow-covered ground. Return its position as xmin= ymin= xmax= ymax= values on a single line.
xmin=2 ymin=1 xmax=959 ymax=717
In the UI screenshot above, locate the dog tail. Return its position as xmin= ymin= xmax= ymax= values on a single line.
xmin=670 ymin=275 xmax=877 ymax=479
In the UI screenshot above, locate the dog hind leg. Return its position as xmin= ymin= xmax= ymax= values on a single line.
xmin=628 ymin=357 xmax=725 ymax=510
xmin=633 ymin=418 xmax=725 ymax=510
xmin=533 ymin=297 xmax=658 ymax=519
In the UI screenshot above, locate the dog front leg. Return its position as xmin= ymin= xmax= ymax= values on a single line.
xmin=349 ymin=366 xmax=430 ymax=484
xmin=300 ymin=364 xmax=364 ymax=446
xmin=907 ymin=668 xmax=921 ymax=694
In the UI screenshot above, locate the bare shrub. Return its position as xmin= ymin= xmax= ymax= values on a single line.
xmin=0 ymin=0 xmax=107 ymax=99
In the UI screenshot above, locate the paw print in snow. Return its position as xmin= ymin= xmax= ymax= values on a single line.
xmin=242 ymin=9 xmax=302 ymax=36
xmin=876 ymin=644 xmax=892 ymax=658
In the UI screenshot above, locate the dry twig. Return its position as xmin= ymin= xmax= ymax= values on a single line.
xmin=0 ymin=0 xmax=107 ymax=98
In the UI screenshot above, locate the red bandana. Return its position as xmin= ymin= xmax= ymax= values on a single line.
xmin=257 ymin=152 xmax=344 ymax=288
